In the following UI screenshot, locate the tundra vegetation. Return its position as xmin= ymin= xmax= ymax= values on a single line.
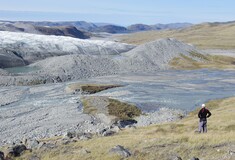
xmin=170 ymin=52 xmax=235 ymax=70
xmin=4 ymin=97 xmax=234 ymax=160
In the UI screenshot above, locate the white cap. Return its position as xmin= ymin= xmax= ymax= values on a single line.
xmin=202 ymin=104 xmax=205 ymax=108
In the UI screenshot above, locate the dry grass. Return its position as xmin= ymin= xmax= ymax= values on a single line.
xmin=15 ymin=97 xmax=235 ymax=160
xmin=119 ymin=23 xmax=235 ymax=49
xmin=170 ymin=54 xmax=235 ymax=70
xmin=66 ymin=83 xmax=122 ymax=94
xmin=107 ymin=99 xmax=141 ymax=120
xmin=81 ymin=85 xmax=122 ymax=94
xmin=81 ymin=97 xmax=141 ymax=120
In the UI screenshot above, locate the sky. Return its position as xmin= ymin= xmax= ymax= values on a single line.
xmin=0 ymin=0 xmax=235 ymax=25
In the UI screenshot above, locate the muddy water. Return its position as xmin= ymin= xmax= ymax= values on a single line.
xmin=1 ymin=69 xmax=235 ymax=113
xmin=89 ymin=69 xmax=235 ymax=112
xmin=1 ymin=69 xmax=235 ymax=144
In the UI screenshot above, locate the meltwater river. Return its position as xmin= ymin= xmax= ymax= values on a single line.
xmin=1 ymin=69 xmax=235 ymax=144
xmin=88 ymin=69 xmax=235 ymax=112
xmin=1 ymin=69 xmax=235 ymax=112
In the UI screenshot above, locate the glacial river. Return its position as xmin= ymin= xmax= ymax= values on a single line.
xmin=1 ymin=69 xmax=235 ymax=113
xmin=1 ymin=69 xmax=235 ymax=144
xmin=87 ymin=69 xmax=235 ymax=112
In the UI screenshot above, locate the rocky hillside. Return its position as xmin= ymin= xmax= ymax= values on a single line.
xmin=10 ymin=38 xmax=203 ymax=85
xmin=118 ymin=38 xmax=201 ymax=72
xmin=0 ymin=31 xmax=134 ymax=67
xmin=32 ymin=54 xmax=121 ymax=82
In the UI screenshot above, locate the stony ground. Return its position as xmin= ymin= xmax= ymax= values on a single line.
xmin=0 ymin=80 xmax=185 ymax=146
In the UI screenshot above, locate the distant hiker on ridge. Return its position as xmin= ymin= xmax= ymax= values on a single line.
xmin=198 ymin=104 xmax=211 ymax=133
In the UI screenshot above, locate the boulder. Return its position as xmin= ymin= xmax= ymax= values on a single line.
xmin=77 ymin=132 xmax=93 ymax=140
xmin=115 ymin=120 xmax=137 ymax=128
xmin=191 ymin=157 xmax=199 ymax=160
xmin=37 ymin=142 xmax=56 ymax=151
xmin=7 ymin=144 xmax=27 ymax=157
xmin=66 ymin=131 xmax=77 ymax=139
xmin=98 ymin=125 xmax=120 ymax=137
xmin=109 ymin=145 xmax=131 ymax=158
xmin=102 ymin=130 xmax=116 ymax=137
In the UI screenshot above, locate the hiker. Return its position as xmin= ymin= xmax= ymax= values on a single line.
xmin=198 ymin=104 xmax=211 ymax=133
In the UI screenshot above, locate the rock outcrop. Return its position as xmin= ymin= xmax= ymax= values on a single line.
xmin=109 ymin=145 xmax=131 ymax=158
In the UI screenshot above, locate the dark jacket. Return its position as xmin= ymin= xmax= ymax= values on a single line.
xmin=198 ymin=108 xmax=211 ymax=121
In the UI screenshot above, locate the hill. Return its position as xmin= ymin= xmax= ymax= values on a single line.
xmin=0 ymin=20 xmax=192 ymax=34
xmin=118 ymin=38 xmax=201 ymax=72
xmin=119 ymin=22 xmax=235 ymax=49
xmin=127 ymin=23 xmax=192 ymax=32
xmin=7 ymin=96 xmax=234 ymax=160
xmin=1 ymin=32 xmax=235 ymax=85
xmin=92 ymin=25 xmax=128 ymax=33
xmin=28 ymin=38 xmax=203 ymax=83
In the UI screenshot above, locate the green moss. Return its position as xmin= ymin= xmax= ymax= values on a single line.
xmin=67 ymin=83 xmax=122 ymax=94
xmin=170 ymin=54 xmax=235 ymax=70
xmin=107 ymin=99 xmax=141 ymax=120
xmin=81 ymin=97 xmax=141 ymax=120
xmin=81 ymin=84 xmax=122 ymax=94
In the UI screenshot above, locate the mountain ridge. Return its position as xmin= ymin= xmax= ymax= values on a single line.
xmin=0 ymin=20 xmax=192 ymax=34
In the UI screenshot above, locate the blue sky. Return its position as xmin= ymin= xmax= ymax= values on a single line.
xmin=0 ymin=0 xmax=235 ymax=25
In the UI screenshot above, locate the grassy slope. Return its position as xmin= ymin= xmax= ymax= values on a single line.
xmin=18 ymin=97 xmax=235 ymax=160
xmin=170 ymin=53 xmax=235 ymax=70
xmin=119 ymin=23 xmax=235 ymax=49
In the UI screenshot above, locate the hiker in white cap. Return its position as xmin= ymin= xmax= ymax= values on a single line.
xmin=198 ymin=104 xmax=211 ymax=133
